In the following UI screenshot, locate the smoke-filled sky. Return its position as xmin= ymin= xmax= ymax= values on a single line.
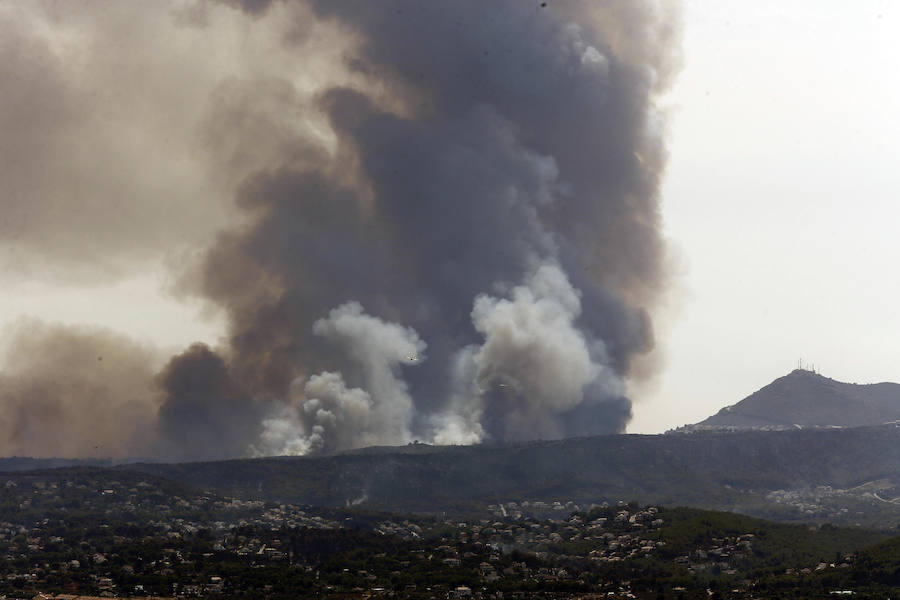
xmin=1 ymin=1 xmax=897 ymax=458
xmin=0 ymin=0 xmax=679 ymax=459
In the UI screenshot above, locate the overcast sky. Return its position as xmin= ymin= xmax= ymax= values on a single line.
xmin=1 ymin=1 xmax=898 ymax=443
xmin=631 ymin=0 xmax=900 ymax=432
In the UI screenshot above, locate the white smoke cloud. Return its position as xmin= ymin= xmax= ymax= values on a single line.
xmin=302 ymin=371 xmax=373 ymax=451
xmin=250 ymin=402 xmax=317 ymax=458
xmin=435 ymin=262 xmax=621 ymax=443
xmin=251 ymin=302 xmax=426 ymax=455
xmin=311 ymin=301 xmax=425 ymax=446
xmin=250 ymin=371 xmax=373 ymax=456
xmin=432 ymin=345 xmax=485 ymax=446
xmin=432 ymin=413 xmax=484 ymax=446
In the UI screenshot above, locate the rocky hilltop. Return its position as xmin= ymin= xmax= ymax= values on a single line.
xmin=685 ymin=369 xmax=900 ymax=431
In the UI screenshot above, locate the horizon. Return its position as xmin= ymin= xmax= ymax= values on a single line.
xmin=3 ymin=365 xmax=899 ymax=463
xmin=2 ymin=2 xmax=899 ymax=457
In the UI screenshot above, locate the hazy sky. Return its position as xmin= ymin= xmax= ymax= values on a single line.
xmin=1 ymin=1 xmax=897 ymax=443
xmin=631 ymin=0 xmax=900 ymax=432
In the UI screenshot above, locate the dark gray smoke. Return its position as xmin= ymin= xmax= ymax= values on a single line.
xmin=156 ymin=343 xmax=264 ymax=461
xmin=169 ymin=0 xmax=681 ymax=452
xmin=0 ymin=0 xmax=681 ymax=458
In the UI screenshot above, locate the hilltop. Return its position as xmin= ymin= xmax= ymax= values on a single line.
xmin=685 ymin=369 xmax=900 ymax=431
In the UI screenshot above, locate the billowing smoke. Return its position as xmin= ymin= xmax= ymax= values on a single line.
xmin=253 ymin=372 xmax=373 ymax=456
xmin=434 ymin=262 xmax=626 ymax=444
xmin=252 ymin=302 xmax=426 ymax=455
xmin=0 ymin=320 xmax=162 ymax=458
xmin=311 ymin=302 xmax=425 ymax=445
xmin=156 ymin=343 xmax=263 ymax=461
xmin=0 ymin=0 xmax=680 ymax=458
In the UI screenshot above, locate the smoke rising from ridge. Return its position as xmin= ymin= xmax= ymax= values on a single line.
xmin=0 ymin=0 xmax=681 ymax=459
xmin=447 ymin=262 xmax=625 ymax=444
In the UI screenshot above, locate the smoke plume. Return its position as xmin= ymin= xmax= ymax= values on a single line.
xmin=0 ymin=320 xmax=162 ymax=458
xmin=0 ymin=0 xmax=681 ymax=458
xmin=439 ymin=262 xmax=626 ymax=444
xmin=156 ymin=343 xmax=263 ymax=461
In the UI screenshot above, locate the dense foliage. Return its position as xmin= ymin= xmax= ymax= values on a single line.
xmin=2 ymin=468 xmax=899 ymax=599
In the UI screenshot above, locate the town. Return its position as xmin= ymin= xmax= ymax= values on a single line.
xmin=0 ymin=469 xmax=886 ymax=599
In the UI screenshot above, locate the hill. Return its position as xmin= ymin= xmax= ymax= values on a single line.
xmin=686 ymin=369 xmax=900 ymax=431
xmin=0 ymin=456 xmax=148 ymax=471
xmin=119 ymin=424 xmax=900 ymax=528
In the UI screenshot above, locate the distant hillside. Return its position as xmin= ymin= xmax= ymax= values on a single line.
xmin=0 ymin=456 xmax=142 ymax=472
xmin=122 ymin=424 xmax=900 ymax=528
xmin=687 ymin=369 xmax=900 ymax=431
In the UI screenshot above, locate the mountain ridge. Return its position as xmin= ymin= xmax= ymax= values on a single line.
xmin=7 ymin=370 xmax=900 ymax=527
xmin=107 ymin=423 xmax=900 ymax=527
xmin=686 ymin=369 xmax=900 ymax=431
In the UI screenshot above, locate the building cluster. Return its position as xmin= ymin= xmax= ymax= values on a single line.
xmin=671 ymin=534 xmax=755 ymax=575
xmin=0 ymin=474 xmax=881 ymax=599
xmin=0 ymin=485 xmax=674 ymax=600
xmin=3 ymin=476 xmax=342 ymax=535
xmin=765 ymin=481 xmax=900 ymax=522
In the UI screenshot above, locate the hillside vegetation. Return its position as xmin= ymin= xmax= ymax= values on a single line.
xmin=121 ymin=424 xmax=900 ymax=528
